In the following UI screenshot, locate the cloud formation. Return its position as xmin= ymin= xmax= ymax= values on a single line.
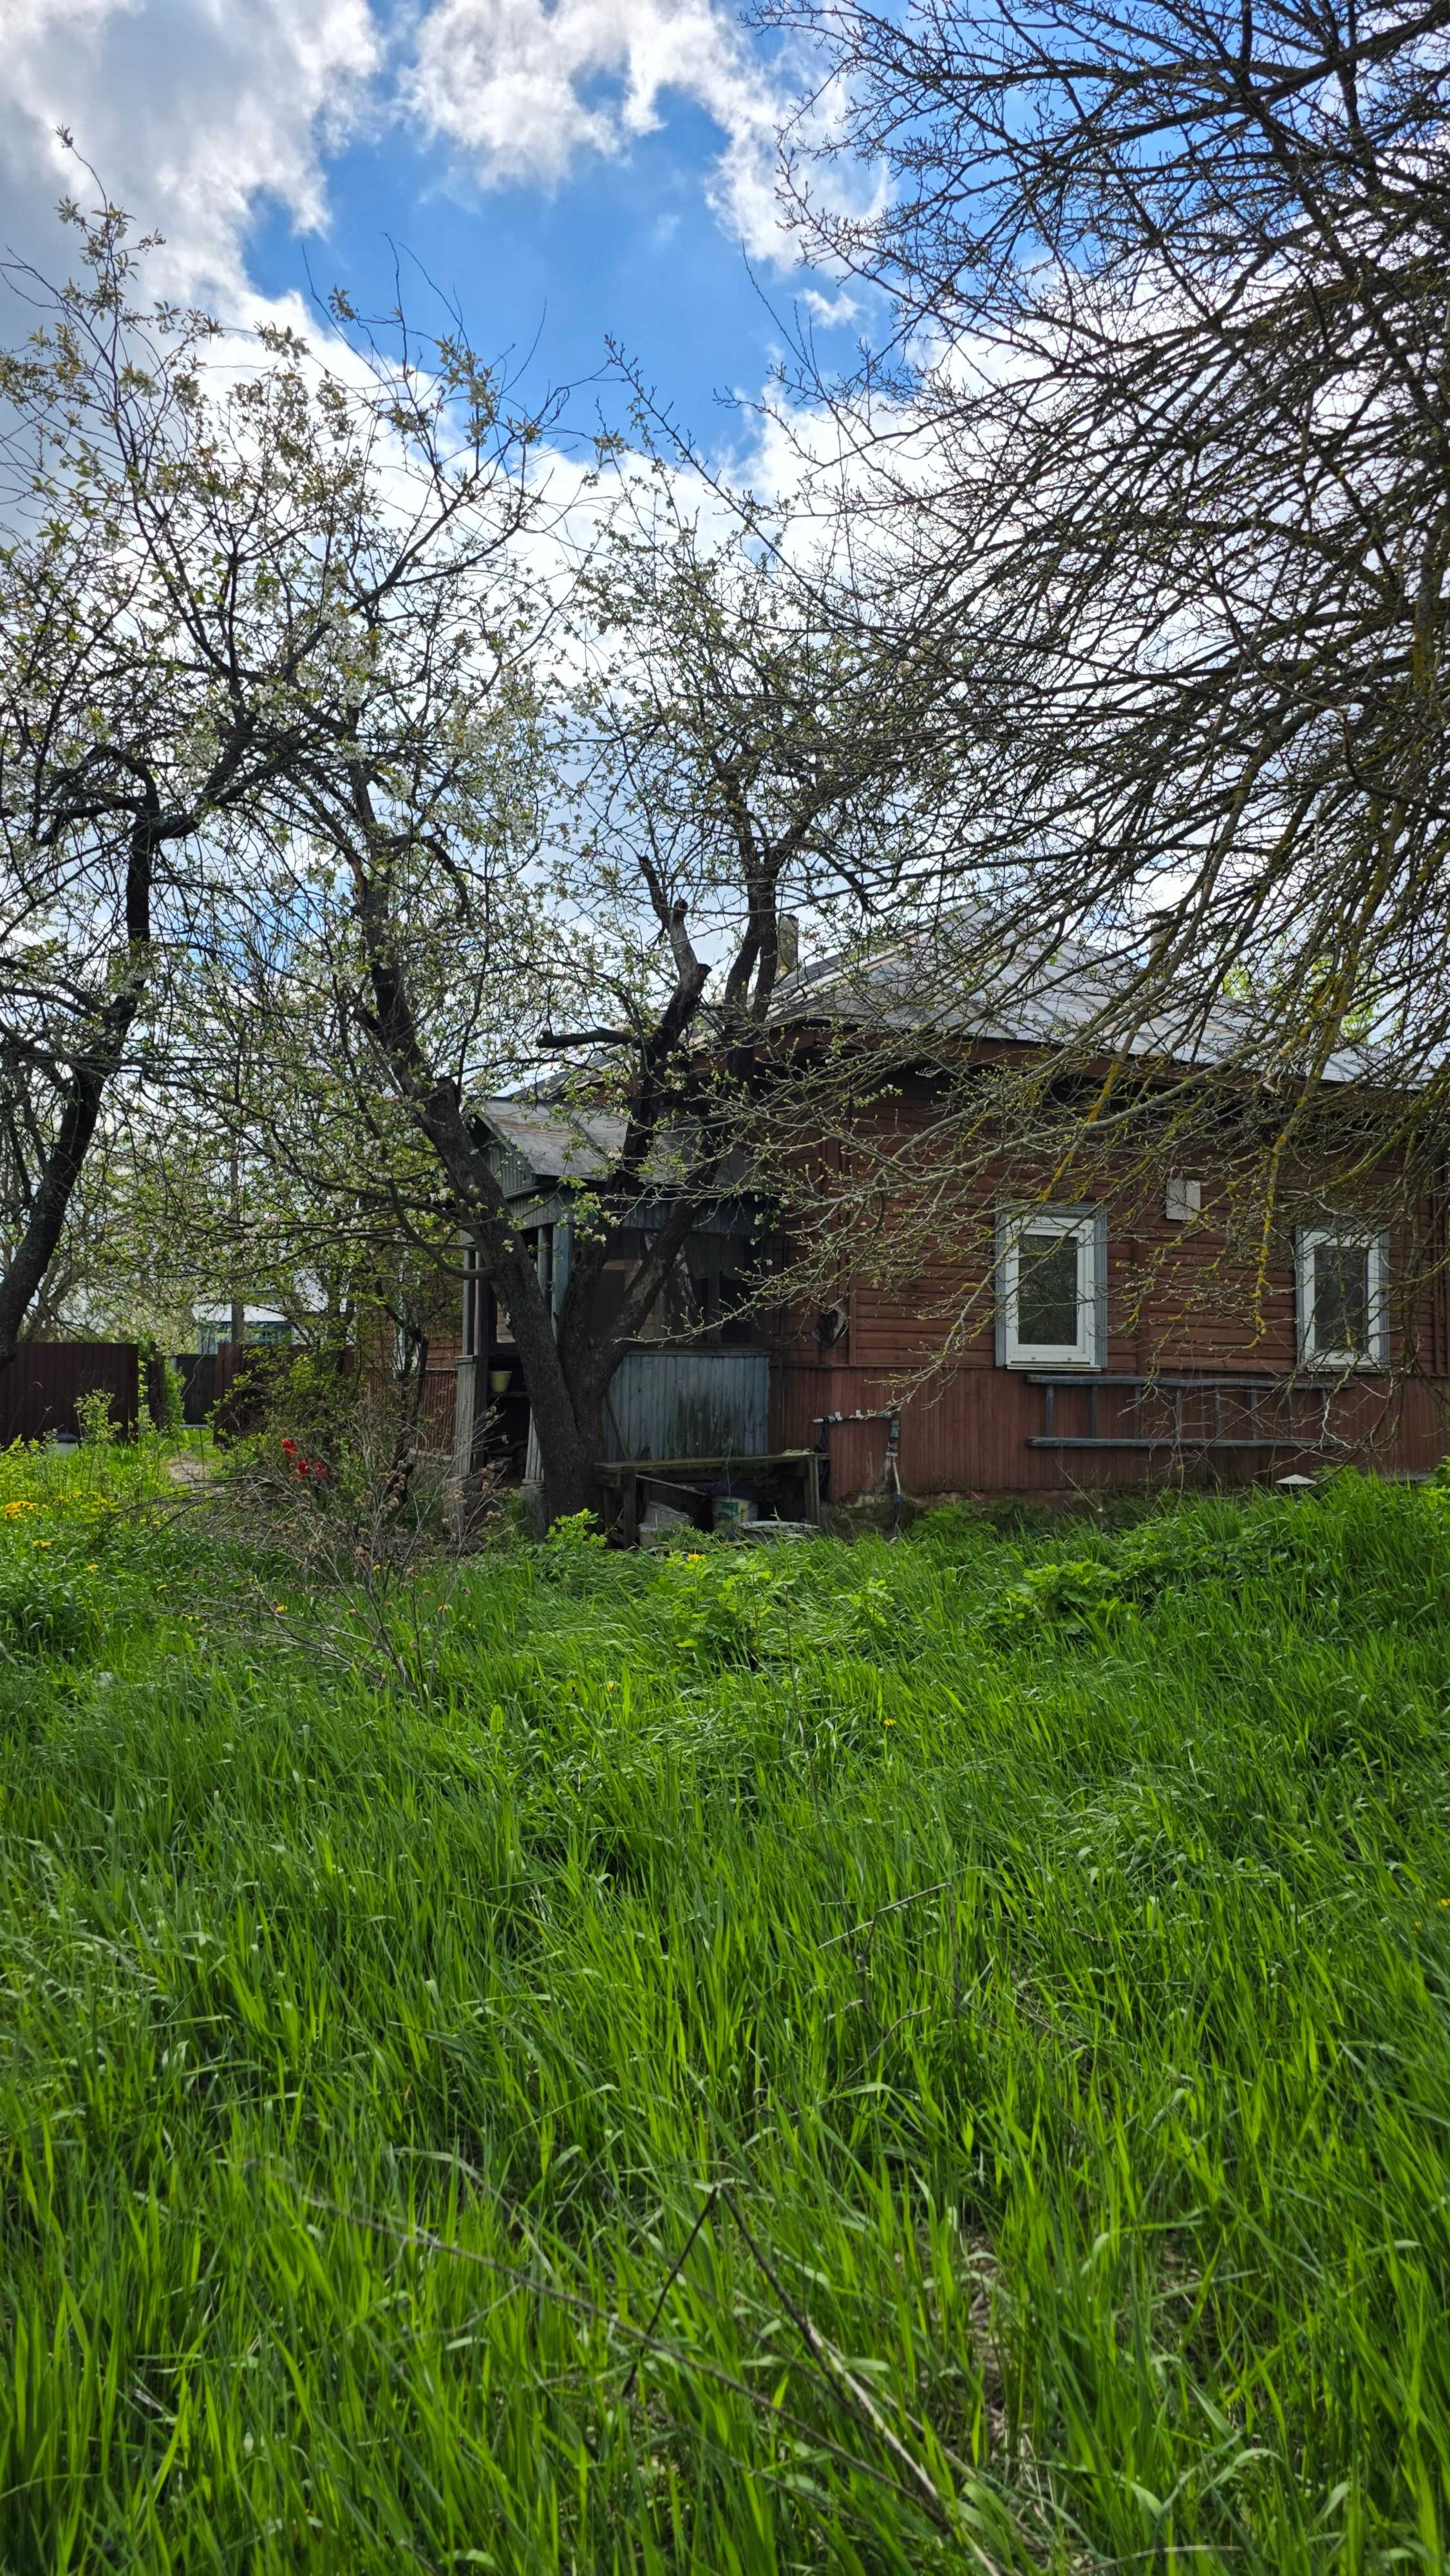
xmin=1 ymin=0 xmax=380 ymax=303
xmin=406 ymin=0 xmax=791 ymax=261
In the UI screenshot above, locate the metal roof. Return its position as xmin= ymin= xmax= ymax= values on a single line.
xmin=471 ymin=1099 xmax=758 ymax=1204
xmin=193 ymin=1303 xmax=298 ymax=1325
xmin=768 ymin=931 xmax=1377 ymax=1083
xmin=472 ymin=1100 xmax=628 ymax=1180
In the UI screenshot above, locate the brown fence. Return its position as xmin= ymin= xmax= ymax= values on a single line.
xmin=0 ymin=1342 xmax=143 ymax=1445
xmin=173 ymin=1352 xmax=218 ymax=1426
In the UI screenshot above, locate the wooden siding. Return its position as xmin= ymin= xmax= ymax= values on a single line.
xmin=773 ymin=1361 xmax=1448 ymax=1500
xmin=769 ymin=1124 xmax=1450 ymax=1499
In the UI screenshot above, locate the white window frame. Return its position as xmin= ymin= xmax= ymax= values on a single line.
xmin=1295 ymin=1226 xmax=1389 ymax=1371
xmin=995 ymin=1205 xmax=1105 ymax=1370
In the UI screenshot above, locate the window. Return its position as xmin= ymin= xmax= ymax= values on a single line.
xmin=1296 ymin=1227 xmax=1388 ymax=1369
xmin=996 ymin=1206 xmax=1104 ymax=1368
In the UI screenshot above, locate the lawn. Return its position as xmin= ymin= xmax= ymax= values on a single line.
xmin=0 ymin=1441 xmax=1447 ymax=2571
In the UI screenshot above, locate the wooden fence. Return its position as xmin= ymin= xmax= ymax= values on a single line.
xmin=0 ymin=1342 xmax=146 ymax=1444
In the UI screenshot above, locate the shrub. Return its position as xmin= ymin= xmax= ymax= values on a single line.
xmin=145 ymin=1345 xmax=185 ymax=1435
xmin=987 ymin=1553 xmax=1131 ymax=1640
xmin=74 ymin=1386 xmax=119 ymax=1448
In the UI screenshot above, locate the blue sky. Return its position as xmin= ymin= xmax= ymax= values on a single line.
xmin=246 ymin=113 xmax=805 ymax=446
xmin=2 ymin=0 xmax=870 ymax=462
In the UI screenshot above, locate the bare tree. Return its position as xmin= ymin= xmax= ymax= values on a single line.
xmin=236 ymin=473 xmax=946 ymax=1520
xmin=0 ymin=201 xmax=315 ymax=1358
xmin=538 ymin=489 xmax=948 ymax=1484
xmin=0 ymin=190 xmax=560 ymax=1394
xmin=758 ymin=0 xmax=1450 ymax=1176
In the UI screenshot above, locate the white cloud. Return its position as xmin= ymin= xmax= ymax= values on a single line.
xmin=0 ymin=0 xmax=869 ymax=326
xmin=405 ymin=0 xmax=793 ymax=262
xmin=798 ymin=285 xmax=860 ymax=329
xmin=0 ymin=0 xmax=381 ymax=307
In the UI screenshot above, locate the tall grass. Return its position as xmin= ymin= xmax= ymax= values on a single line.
xmin=0 ymin=1454 xmax=1446 ymax=2570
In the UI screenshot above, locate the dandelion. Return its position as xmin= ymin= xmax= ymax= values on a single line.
xmin=274 ymin=1604 xmax=288 ymax=1615
xmin=1 ymin=1498 xmax=37 ymax=1520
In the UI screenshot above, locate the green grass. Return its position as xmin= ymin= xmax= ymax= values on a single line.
xmin=0 ymin=1444 xmax=1447 ymax=2572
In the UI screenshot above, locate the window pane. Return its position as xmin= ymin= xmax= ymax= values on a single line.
xmin=1313 ymin=1242 xmax=1370 ymax=1353
xmin=1018 ymin=1231 xmax=1082 ymax=1347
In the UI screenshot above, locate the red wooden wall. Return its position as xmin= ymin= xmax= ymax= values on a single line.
xmin=768 ymin=1117 xmax=1450 ymax=1500
xmin=773 ymin=1361 xmax=1449 ymax=1502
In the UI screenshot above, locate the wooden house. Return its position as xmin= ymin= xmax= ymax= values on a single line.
xmin=450 ymin=940 xmax=1449 ymax=1510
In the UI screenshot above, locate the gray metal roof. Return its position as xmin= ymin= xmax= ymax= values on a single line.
xmin=471 ymin=1098 xmax=758 ymax=1208
xmin=473 ymin=1100 xmax=628 ymax=1181
xmin=769 ymin=931 xmax=1377 ymax=1083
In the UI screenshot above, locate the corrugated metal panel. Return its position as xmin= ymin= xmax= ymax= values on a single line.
xmin=470 ymin=1100 xmax=760 ymax=1202
xmin=0 ymin=1342 xmax=140 ymax=1444
xmin=603 ymin=1351 xmax=769 ymax=1461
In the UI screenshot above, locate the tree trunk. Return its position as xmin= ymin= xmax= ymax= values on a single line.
xmin=0 ymin=802 xmax=160 ymax=1363
xmin=229 ymin=1139 xmax=245 ymax=1350
xmin=0 ymin=1067 xmax=108 ymax=1361
xmin=488 ymin=1229 xmax=598 ymax=1522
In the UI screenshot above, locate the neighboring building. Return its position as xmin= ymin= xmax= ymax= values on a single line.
xmin=450 ymin=940 xmax=1449 ymax=1506
xmin=191 ymin=1305 xmax=302 ymax=1356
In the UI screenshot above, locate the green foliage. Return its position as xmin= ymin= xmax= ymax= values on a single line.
xmin=0 ymin=1552 xmax=97 ymax=1658
xmin=73 ymin=1385 xmax=119 ymax=1448
xmin=146 ymin=1347 xmax=185 ymax=1435
xmin=987 ymin=1552 xmax=1131 ymax=1640
xmin=541 ymin=1504 xmax=609 ymax=1556
xmin=0 ymin=1465 xmax=1447 ymax=2570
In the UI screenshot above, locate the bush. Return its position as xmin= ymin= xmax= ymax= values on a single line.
xmin=145 ymin=1345 xmax=185 ymax=1435
xmin=74 ymin=1385 xmax=119 ymax=1448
